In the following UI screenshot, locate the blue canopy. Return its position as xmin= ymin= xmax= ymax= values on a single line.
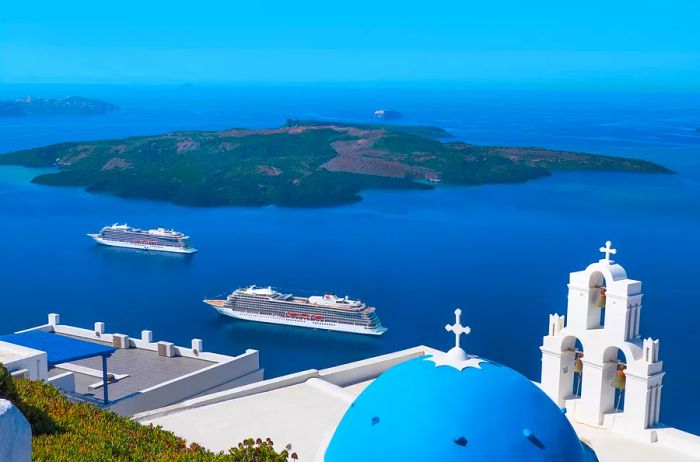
xmin=0 ymin=330 xmax=114 ymax=367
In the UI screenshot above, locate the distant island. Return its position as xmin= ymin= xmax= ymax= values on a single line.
xmin=374 ymin=109 xmax=402 ymax=119
xmin=0 ymin=96 xmax=118 ymax=117
xmin=0 ymin=119 xmax=672 ymax=207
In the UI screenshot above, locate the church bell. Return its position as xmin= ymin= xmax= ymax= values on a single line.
xmin=573 ymin=353 xmax=584 ymax=375
xmin=612 ymin=365 xmax=626 ymax=391
xmin=596 ymin=288 xmax=607 ymax=308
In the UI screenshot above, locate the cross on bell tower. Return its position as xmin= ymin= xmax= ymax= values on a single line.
xmin=599 ymin=240 xmax=617 ymax=263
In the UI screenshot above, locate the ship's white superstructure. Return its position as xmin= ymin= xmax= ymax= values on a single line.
xmin=205 ymin=286 xmax=386 ymax=335
xmin=87 ymin=224 xmax=197 ymax=254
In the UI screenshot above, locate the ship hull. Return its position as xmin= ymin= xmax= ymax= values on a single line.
xmin=206 ymin=301 xmax=387 ymax=336
xmin=87 ymin=234 xmax=197 ymax=254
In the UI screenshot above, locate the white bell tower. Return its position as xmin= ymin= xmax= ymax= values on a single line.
xmin=540 ymin=241 xmax=665 ymax=436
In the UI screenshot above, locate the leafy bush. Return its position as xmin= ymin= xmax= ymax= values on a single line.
xmin=0 ymin=364 xmax=56 ymax=435
xmin=0 ymin=364 xmax=290 ymax=461
xmin=0 ymin=362 xmax=17 ymax=400
xmin=228 ymin=439 xmax=293 ymax=462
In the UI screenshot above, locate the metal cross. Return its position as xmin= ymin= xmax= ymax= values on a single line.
xmin=599 ymin=240 xmax=617 ymax=262
xmin=445 ymin=308 xmax=471 ymax=349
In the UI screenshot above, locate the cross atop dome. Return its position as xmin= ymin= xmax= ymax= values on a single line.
xmin=599 ymin=240 xmax=617 ymax=263
xmin=445 ymin=308 xmax=471 ymax=350
xmin=425 ymin=308 xmax=484 ymax=371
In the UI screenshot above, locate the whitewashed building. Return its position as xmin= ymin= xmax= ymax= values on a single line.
xmin=0 ymin=314 xmax=263 ymax=416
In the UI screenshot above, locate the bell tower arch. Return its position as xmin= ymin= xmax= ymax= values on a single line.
xmin=540 ymin=241 xmax=664 ymax=437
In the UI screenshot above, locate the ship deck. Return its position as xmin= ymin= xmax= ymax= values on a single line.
xmin=230 ymin=294 xmax=369 ymax=313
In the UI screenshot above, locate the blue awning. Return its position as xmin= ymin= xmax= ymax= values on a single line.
xmin=0 ymin=330 xmax=115 ymax=367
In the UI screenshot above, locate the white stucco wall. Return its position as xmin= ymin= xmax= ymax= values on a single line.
xmin=320 ymin=346 xmax=439 ymax=386
xmin=47 ymin=371 xmax=76 ymax=393
xmin=0 ymin=399 xmax=31 ymax=462
xmin=110 ymin=350 xmax=263 ymax=416
xmin=0 ymin=341 xmax=47 ymax=380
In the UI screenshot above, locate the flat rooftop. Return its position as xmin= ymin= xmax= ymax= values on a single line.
xmin=0 ymin=346 xmax=31 ymax=364
xmin=48 ymin=334 xmax=215 ymax=402
xmin=142 ymin=378 xmax=353 ymax=458
xmin=136 ymin=344 xmax=700 ymax=462
xmin=571 ymin=419 xmax=700 ymax=462
xmin=137 ymin=346 xmax=435 ymax=461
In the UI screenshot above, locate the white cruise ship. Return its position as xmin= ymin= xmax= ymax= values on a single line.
xmin=204 ymin=286 xmax=387 ymax=335
xmin=87 ymin=224 xmax=197 ymax=254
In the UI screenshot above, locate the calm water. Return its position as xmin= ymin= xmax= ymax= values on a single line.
xmin=1 ymin=86 xmax=699 ymax=432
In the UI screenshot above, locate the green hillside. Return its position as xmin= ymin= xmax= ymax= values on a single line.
xmin=0 ymin=121 xmax=672 ymax=207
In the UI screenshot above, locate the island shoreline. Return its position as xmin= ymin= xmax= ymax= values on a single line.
xmin=0 ymin=120 xmax=673 ymax=208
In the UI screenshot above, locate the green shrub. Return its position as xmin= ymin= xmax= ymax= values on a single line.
xmin=0 ymin=363 xmax=290 ymax=461
xmin=228 ymin=439 xmax=290 ymax=462
xmin=0 ymin=362 xmax=18 ymax=400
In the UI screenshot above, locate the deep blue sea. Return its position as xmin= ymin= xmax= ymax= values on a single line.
xmin=1 ymin=85 xmax=699 ymax=432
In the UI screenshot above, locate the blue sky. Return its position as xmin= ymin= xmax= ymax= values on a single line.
xmin=2 ymin=0 xmax=699 ymax=88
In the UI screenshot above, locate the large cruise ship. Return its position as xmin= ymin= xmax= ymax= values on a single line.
xmin=87 ymin=224 xmax=197 ymax=254
xmin=204 ymin=286 xmax=387 ymax=335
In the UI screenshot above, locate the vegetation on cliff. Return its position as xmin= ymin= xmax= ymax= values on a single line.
xmin=0 ymin=120 xmax=672 ymax=207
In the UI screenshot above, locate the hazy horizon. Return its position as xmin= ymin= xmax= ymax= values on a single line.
xmin=3 ymin=0 xmax=700 ymax=90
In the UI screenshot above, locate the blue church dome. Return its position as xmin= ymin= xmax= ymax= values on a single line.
xmin=325 ymin=353 xmax=589 ymax=462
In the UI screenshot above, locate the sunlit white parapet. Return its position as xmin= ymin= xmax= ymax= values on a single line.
xmin=0 ymin=313 xmax=262 ymax=416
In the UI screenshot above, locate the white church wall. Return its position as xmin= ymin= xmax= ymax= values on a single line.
xmin=320 ymin=346 xmax=437 ymax=387
xmin=541 ymin=241 xmax=666 ymax=438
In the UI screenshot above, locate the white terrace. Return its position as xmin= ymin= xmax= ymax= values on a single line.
xmin=0 ymin=313 xmax=263 ymax=416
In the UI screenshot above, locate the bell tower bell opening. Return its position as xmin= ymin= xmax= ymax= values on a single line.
xmin=603 ymin=346 xmax=628 ymax=415
xmin=572 ymin=339 xmax=585 ymax=399
xmin=561 ymin=336 xmax=585 ymax=399
xmin=589 ymin=271 xmax=607 ymax=329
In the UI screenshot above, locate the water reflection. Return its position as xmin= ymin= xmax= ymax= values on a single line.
xmin=207 ymin=314 xmax=385 ymax=362
xmin=91 ymin=244 xmax=196 ymax=269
